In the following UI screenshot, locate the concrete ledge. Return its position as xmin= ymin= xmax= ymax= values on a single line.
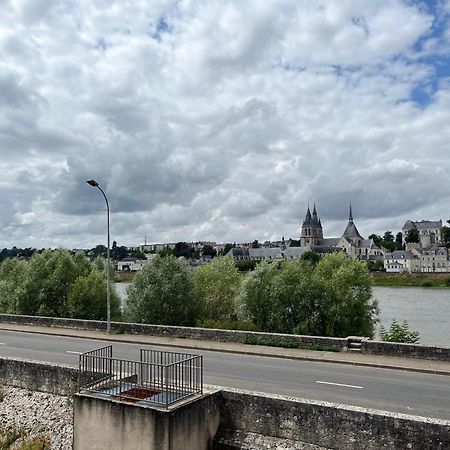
xmin=213 ymin=387 xmax=450 ymax=450
xmin=0 ymin=356 xmax=78 ymax=395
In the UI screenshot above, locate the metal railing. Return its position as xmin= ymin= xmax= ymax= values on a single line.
xmin=78 ymin=346 xmax=203 ymax=408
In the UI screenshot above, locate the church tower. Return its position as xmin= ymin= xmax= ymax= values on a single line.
xmin=300 ymin=203 xmax=323 ymax=247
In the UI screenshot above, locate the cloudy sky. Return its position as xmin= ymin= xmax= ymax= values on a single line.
xmin=1 ymin=0 xmax=449 ymax=249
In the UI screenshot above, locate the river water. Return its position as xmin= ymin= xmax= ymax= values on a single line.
xmin=115 ymin=283 xmax=450 ymax=347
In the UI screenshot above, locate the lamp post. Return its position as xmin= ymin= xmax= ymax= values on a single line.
xmin=86 ymin=179 xmax=111 ymax=333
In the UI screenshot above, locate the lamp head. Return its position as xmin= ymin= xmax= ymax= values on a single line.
xmin=86 ymin=179 xmax=99 ymax=187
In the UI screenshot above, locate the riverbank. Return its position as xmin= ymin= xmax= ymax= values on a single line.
xmin=372 ymin=272 xmax=450 ymax=288
xmin=117 ymin=270 xmax=450 ymax=288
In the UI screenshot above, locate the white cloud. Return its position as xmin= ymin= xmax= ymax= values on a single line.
xmin=0 ymin=0 xmax=449 ymax=248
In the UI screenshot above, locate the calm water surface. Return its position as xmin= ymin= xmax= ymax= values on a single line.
xmin=115 ymin=283 xmax=450 ymax=347
xmin=374 ymin=286 xmax=450 ymax=347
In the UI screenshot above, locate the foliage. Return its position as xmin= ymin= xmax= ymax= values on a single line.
xmin=369 ymin=234 xmax=382 ymax=248
xmin=124 ymin=255 xmax=198 ymax=326
xmin=243 ymin=335 xmax=339 ymax=351
xmin=405 ymin=228 xmax=420 ymax=244
xmin=441 ymin=226 xmax=450 ymax=248
xmin=239 ymin=254 xmax=378 ymax=338
xmin=0 ymin=425 xmax=50 ymax=450
xmin=366 ymin=260 xmax=385 ymax=272
xmin=0 ymin=250 xmax=119 ymax=320
xmin=220 ymin=243 xmax=235 ymax=256
xmin=379 ymin=320 xmax=420 ymax=344
xmin=395 ymin=232 xmax=403 ymax=247
xmin=234 ymin=259 xmax=257 ymax=272
xmin=201 ymin=245 xmax=217 ymax=257
xmin=251 ymin=240 xmax=260 ymax=248
xmin=300 ymin=250 xmax=321 ymax=266
xmin=111 ymin=241 xmax=128 ymax=260
xmin=172 ymin=242 xmax=196 ymax=259
xmin=193 ymin=257 xmax=241 ymax=323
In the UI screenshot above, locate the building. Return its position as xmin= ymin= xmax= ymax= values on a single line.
xmin=384 ymin=247 xmax=450 ymax=273
xmin=402 ymin=220 xmax=443 ymax=248
xmin=227 ymin=204 xmax=383 ymax=262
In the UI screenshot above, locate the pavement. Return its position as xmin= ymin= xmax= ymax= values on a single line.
xmin=1 ymin=322 xmax=450 ymax=376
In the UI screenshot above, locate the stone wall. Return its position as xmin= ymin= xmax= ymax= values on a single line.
xmin=1 ymin=313 xmax=450 ymax=361
xmin=213 ymin=388 xmax=450 ymax=450
xmin=361 ymin=339 xmax=450 ymax=361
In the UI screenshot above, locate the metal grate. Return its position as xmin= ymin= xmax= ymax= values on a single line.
xmin=78 ymin=346 xmax=203 ymax=408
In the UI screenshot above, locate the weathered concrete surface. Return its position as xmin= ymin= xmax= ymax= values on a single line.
xmin=73 ymin=393 xmax=220 ymax=450
xmin=213 ymin=388 xmax=450 ymax=450
xmin=0 ymin=356 xmax=78 ymax=395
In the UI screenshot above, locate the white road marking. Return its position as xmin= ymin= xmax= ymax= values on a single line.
xmin=316 ymin=380 xmax=363 ymax=389
xmin=66 ymin=351 xmax=83 ymax=354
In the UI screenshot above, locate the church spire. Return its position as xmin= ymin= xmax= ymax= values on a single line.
xmin=349 ymin=203 xmax=353 ymax=222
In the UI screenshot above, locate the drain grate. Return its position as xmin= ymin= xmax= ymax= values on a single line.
xmin=112 ymin=387 xmax=160 ymax=403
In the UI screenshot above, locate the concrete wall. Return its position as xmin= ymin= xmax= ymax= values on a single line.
xmin=73 ymin=393 xmax=220 ymax=450
xmin=213 ymin=388 xmax=450 ymax=450
xmin=0 ymin=356 xmax=78 ymax=395
xmin=1 ymin=313 xmax=450 ymax=361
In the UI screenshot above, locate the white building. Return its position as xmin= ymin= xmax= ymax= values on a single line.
xmin=384 ymin=247 xmax=450 ymax=273
xmin=402 ymin=220 xmax=443 ymax=248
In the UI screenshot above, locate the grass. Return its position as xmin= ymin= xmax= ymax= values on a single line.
xmin=0 ymin=426 xmax=50 ymax=450
xmin=115 ymin=271 xmax=135 ymax=283
xmin=371 ymin=273 xmax=450 ymax=288
xmin=243 ymin=335 xmax=339 ymax=352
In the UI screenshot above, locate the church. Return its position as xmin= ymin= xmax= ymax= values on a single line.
xmin=227 ymin=204 xmax=384 ymax=261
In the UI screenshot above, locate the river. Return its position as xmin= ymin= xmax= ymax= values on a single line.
xmin=115 ymin=283 xmax=450 ymax=347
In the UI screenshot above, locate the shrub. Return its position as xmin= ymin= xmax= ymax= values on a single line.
xmin=379 ymin=320 xmax=420 ymax=344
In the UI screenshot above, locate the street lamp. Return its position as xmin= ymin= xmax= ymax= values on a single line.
xmin=86 ymin=179 xmax=111 ymax=333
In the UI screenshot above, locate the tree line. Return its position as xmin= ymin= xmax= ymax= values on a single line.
xmin=125 ymin=252 xmax=378 ymax=338
xmin=0 ymin=249 xmax=378 ymax=338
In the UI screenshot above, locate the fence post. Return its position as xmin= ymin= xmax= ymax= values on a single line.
xmin=119 ymin=359 xmax=122 ymax=401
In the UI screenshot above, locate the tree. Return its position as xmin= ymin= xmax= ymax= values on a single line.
xmin=111 ymin=241 xmax=128 ymax=260
xmin=173 ymin=242 xmax=194 ymax=259
xmin=194 ymin=257 xmax=241 ymax=323
xmin=0 ymin=249 xmax=117 ymax=320
xmin=239 ymin=254 xmax=378 ymax=338
xmin=369 ymin=234 xmax=382 ymax=248
xmin=381 ymin=231 xmax=396 ymax=252
xmin=395 ymin=232 xmax=403 ymax=249
xmin=379 ymin=320 xmax=420 ymax=343
xmin=300 ymin=250 xmax=321 ymax=266
xmin=201 ymin=244 xmax=217 ymax=258
xmin=314 ymin=253 xmax=378 ymax=337
xmin=441 ymin=226 xmax=450 ymax=248
xmin=251 ymin=240 xmax=260 ymax=249
xmin=238 ymin=261 xmax=280 ymax=331
xmin=405 ymin=228 xmax=420 ymax=244
xmin=221 ymin=243 xmax=235 ymax=256
xmin=67 ymin=269 xmax=121 ymax=320
xmin=124 ymin=255 xmax=198 ymax=326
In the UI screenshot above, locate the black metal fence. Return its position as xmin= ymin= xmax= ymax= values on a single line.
xmin=78 ymin=346 xmax=203 ymax=408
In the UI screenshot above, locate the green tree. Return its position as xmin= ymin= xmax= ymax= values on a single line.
xmin=0 ymin=250 xmax=117 ymax=321
xmin=194 ymin=257 xmax=241 ymax=323
xmin=395 ymin=232 xmax=403 ymax=249
xmin=314 ymin=253 xmax=378 ymax=337
xmin=221 ymin=243 xmax=235 ymax=256
xmin=441 ymin=226 xmax=450 ymax=248
xmin=67 ymin=269 xmax=121 ymax=320
xmin=251 ymin=240 xmax=260 ymax=249
xmin=379 ymin=320 xmax=420 ymax=343
xmin=124 ymin=255 xmax=197 ymax=326
xmin=300 ymin=250 xmax=321 ymax=266
xmin=405 ymin=228 xmax=419 ymax=244
xmin=201 ymin=245 xmax=217 ymax=258
xmin=238 ymin=261 xmax=280 ymax=331
xmin=369 ymin=234 xmax=382 ymax=248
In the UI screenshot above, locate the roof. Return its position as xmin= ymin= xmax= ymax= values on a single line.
xmin=402 ymin=220 xmax=442 ymax=231
xmin=385 ymin=251 xmax=416 ymax=260
xmin=342 ymin=221 xmax=364 ymax=240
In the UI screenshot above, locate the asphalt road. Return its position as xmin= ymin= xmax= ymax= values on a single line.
xmin=1 ymin=329 xmax=449 ymax=420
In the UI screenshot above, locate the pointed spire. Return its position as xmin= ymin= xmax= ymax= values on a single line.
xmin=313 ymin=203 xmax=317 ymax=216
xmin=304 ymin=204 xmax=312 ymax=223
xmin=349 ymin=203 xmax=353 ymax=222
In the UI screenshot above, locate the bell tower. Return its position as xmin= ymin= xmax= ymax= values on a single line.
xmin=300 ymin=203 xmax=323 ymax=247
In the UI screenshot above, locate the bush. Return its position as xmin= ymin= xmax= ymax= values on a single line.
xmin=421 ymin=281 xmax=433 ymax=287
xmin=379 ymin=320 xmax=420 ymax=344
